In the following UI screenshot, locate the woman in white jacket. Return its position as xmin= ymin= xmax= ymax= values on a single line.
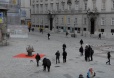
xmin=87 ymin=68 xmax=96 ymax=78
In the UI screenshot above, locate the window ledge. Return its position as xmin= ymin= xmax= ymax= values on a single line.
xmin=101 ymin=25 xmax=105 ymax=26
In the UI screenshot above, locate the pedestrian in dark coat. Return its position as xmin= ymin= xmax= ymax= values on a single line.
xmin=55 ymin=50 xmax=60 ymax=64
xmin=85 ymin=47 xmax=88 ymax=62
xmin=80 ymin=39 xmax=84 ymax=45
xmin=62 ymin=43 xmax=66 ymax=52
xmin=66 ymin=31 xmax=69 ymax=37
xmin=47 ymin=33 xmax=50 ymax=40
xmin=35 ymin=53 xmax=40 ymax=67
xmin=106 ymin=52 xmax=111 ymax=65
xmin=85 ymin=44 xmax=89 ymax=62
xmin=90 ymin=48 xmax=94 ymax=61
xmin=62 ymin=51 xmax=67 ymax=63
xmin=28 ymin=27 xmax=31 ymax=32
xmin=42 ymin=58 xmax=51 ymax=72
xmin=87 ymin=45 xmax=91 ymax=61
xmin=32 ymin=28 xmax=34 ymax=32
xmin=98 ymin=33 xmax=101 ymax=39
xmin=79 ymin=46 xmax=83 ymax=56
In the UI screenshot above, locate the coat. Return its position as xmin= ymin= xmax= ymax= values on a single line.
xmin=62 ymin=51 xmax=67 ymax=57
xmin=42 ymin=58 xmax=51 ymax=67
xmin=55 ymin=51 xmax=60 ymax=58
xmin=87 ymin=68 xmax=96 ymax=78
xmin=35 ymin=54 xmax=40 ymax=61
xmin=79 ymin=46 xmax=83 ymax=53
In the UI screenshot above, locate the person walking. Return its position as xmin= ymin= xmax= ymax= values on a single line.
xmin=35 ymin=53 xmax=41 ymax=67
xmin=62 ymin=43 xmax=66 ymax=52
xmin=80 ymin=39 xmax=84 ymax=45
xmin=106 ymin=52 xmax=111 ymax=65
xmin=66 ymin=31 xmax=69 ymax=37
xmin=42 ymin=58 xmax=51 ymax=72
xmin=98 ymin=33 xmax=101 ymax=39
xmin=55 ymin=50 xmax=60 ymax=64
xmin=79 ymin=46 xmax=83 ymax=56
xmin=47 ymin=33 xmax=50 ymax=40
xmin=62 ymin=51 xmax=67 ymax=63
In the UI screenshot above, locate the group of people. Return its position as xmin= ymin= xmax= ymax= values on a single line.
xmin=34 ymin=43 xmax=67 ymax=72
xmin=35 ymin=53 xmax=51 ymax=72
xmin=34 ymin=38 xmax=111 ymax=78
xmin=55 ymin=43 xmax=67 ymax=64
xmin=78 ymin=68 xmax=96 ymax=78
xmin=79 ymin=39 xmax=94 ymax=62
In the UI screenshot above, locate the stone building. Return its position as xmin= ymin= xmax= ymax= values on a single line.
xmin=20 ymin=0 xmax=31 ymax=25
xmin=31 ymin=0 xmax=114 ymax=38
xmin=0 ymin=0 xmax=21 ymax=25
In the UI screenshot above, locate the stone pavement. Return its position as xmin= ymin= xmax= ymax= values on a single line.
xmin=0 ymin=31 xmax=114 ymax=78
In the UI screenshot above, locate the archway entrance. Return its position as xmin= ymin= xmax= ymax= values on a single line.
xmin=90 ymin=18 xmax=95 ymax=34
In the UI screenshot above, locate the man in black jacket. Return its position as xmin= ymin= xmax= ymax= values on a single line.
xmin=35 ymin=53 xmax=40 ymax=67
xmin=55 ymin=50 xmax=60 ymax=64
xmin=106 ymin=52 xmax=111 ymax=65
xmin=79 ymin=46 xmax=83 ymax=56
xmin=63 ymin=43 xmax=66 ymax=52
xmin=42 ymin=58 xmax=51 ymax=72
xmin=62 ymin=51 xmax=67 ymax=63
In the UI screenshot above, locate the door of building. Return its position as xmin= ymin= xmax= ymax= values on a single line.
xmin=90 ymin=18 xmax=95 ymax=34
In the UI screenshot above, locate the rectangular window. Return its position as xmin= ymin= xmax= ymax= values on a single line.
xmin=68 ymin=5 xmax=71 ymax=10
xmin=101 ymin=17 xmax=105 ymax=25
xmin=56 ymin=3 xmax=59 ymax=11
xmin=45 ymin=4 xmax=48 ymax=12
xmin=62 ymin=18 xmax=63 ymax=24
xmin=111 ymin=29 xmax=114 ymax=33
xmin=113 ymin=1 xmax=114 ymax=8
xmin=84 ymin=18 xmax=86 ymax=25
xmin=36 ymin=4 xmax=39 ymax=13
xmin=56 ymin=18 xmax=58 ymax=24
xmin=68 ymin=18 xmax=70 ymax=24
xmin=32 ymin=5 xmax=35 ymax=13
xmin=111 ymin=18 xmax=114 ymax=25
xmin=68 ymin=27 xmax=70 ymax=30
xmin=101 ymin=0 xmax=106 ymax=10
xmin=85 ymin=3 xmax=87 ymax=10
xmin=75 ymin=18 xmax=77 ymax=25
xmin=50 ymin=3 xmax=53 ymax=11
xmin=40 ymin=4 xmax=43 ymax=13
xmin=84 ymin=28 xmax=86 ymax=31
xmin=101 ymin=29 xmax=104 ymax=32
xmin=75 ymin=4 xmax=78 ymax=10
xmin=62 ymin=3 xmax=65 ymax=10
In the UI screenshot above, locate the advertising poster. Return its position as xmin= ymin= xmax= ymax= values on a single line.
xmin=0 ymin=13 xmax=3 ymax=23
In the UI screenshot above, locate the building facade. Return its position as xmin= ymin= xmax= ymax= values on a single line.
xmin=20 ymin=0 xmax=31 ymax=25
xmin=31 ymin=0 xmax=114 ymax=38
xmin=0 ymin=0 xmax=21 ymax=25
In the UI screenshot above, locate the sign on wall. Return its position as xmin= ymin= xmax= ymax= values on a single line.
xmin=0 ymin=12 xmax=3 ymax=23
